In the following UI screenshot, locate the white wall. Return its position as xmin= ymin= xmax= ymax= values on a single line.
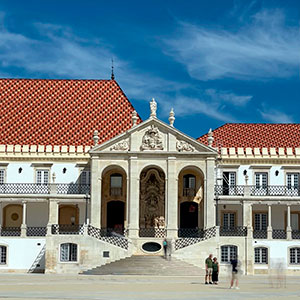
xmin=0 ymin=238 xmax=45 ymax=271
xmin=5 ymin=162 xmax=81 ymax=184
xmin=253 ymin=240 xmax=300 ymax=270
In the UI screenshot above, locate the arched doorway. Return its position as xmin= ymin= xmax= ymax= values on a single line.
xmin=101 ymin=166 xmax=127 ymax=232
xmin=139 ymin=167 xmax=165 ymax=236
xmin=3 ymin=204 xmax=23 ymax=227
xmin=107 ymin=201 xmax=125 ymax=234
xmin=180 ymin=202 xmax=198 ymax=228
xmin=178 ymin=166 xmax=204 ymax=235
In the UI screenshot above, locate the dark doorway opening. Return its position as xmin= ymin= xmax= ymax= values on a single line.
xmin=180 ymin=202 xmax=198 ymax=228
xmin=107 ymin=201 xmax=125 ymax=235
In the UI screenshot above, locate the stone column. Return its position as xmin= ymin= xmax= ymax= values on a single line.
xmin=166 ymin=157 xmax=178 ymax=238
xmin=128 ymin=156 xmax=139 ymax=239
xmin=286 ymin=205 xmax=292 ymax=240
xmin=243 ymin=202 xmax=253 ymax=238
xmin=21 ymin=200 xmax=27 ymax=237
xmin=205 ymin=157 xmax=216 ymax=228
xmin=0 ymin=202 xmax=2 ymax=234
xmin=90 ymin=156 xmax=101 ymax=228
xmin=47 ymin=200 xmax=59 ymax=235
xmin=267 ymin=204 xmax=272 ymax=239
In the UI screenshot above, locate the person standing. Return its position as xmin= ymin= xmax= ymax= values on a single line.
xmin=212 ymin=257 xmax=219 ymax=285
xmin=163 ymin=238 xmax=168 ymax=259
xmin=230 ymin=258 xmax=239 ymax=289
xmin=205 ymin=254 xmax=213 ymax=284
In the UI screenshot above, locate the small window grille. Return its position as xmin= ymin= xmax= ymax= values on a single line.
xmin=60 ymin=243 xmax=77 ymax=262
xmin=0 ymin=246 xmax=7 ymax=264
xmin=290 ymin=248 xmax=300 ymax=264
xmin=221 ymin=245 xmax=237 ymax=263
xmin=255 ymin=247 xmax=268 ymax=264
xmin=0 ymin=169 xmax=5 ymax=184
xmin=80 ymin=170 xmax=91 ymax=185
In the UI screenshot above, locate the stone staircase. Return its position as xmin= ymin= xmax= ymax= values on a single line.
xmin=82 ymin=255 xmax=205 ymax=276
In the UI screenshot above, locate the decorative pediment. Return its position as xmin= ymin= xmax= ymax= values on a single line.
xmin=141 ymin=125 xmax=164 ymax=151
xmin=110 ymin=139 xmax=129 ymax=151
xmin=176 ymin=140 xmax=195 ymax=152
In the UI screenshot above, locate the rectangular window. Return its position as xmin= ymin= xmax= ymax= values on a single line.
xmin=287 ymin=173 xmax=299 ymax=189
xmin=290 ymin=248 xmax=300 ymax=264
xmin=0 ymin=246 xmax=6 ymax=264
xmin=255 ymin=248 xmax=268 ymax=264
xmin=80 ymin=170 xmax=91 ymax=185
xmin=223 ymin=213 xmax=235 ymax=229
xmin=0 ymin=169 xmax=5 ymax=184
xmin=223 ymin=172 xmax=236 ymax=195
xmin=60 ymin=243 xmax=77 ymax=262
xmin=36 ymin=170 xmax=49 ymax=184
xmin=221 ymin=245 xmax=237 ymax=263
xmin=254 ymin=213 xmax=267 ymax=231
xmin=255 ymin=173 xmax=268 ymax=189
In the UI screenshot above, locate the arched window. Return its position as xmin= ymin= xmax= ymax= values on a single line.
xmin=60 ymin=243 xmax=77 ymax=262
xmin=183 ymin=174 xmax=196 ymax=196
xmin=221 ymin=245 xmax=237 ymax=263
xmin=0 ymin=246 xmax=7 ymax=264
xmin=110 ymin=173 xmax=122 ymax=196
xmin=255 ymin=247 xmax=268 ymax=264
xmin=290 ymin=247 xmax=300 ymax=264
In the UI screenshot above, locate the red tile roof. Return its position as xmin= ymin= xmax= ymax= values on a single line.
xmin=198 ymin=123 xmax=300 ymax=150
xmin=0 ymin=79 xmax=141 ymax=147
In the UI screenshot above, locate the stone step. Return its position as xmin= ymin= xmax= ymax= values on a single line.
xmin=82 ymin=255 xmax=205 ymax=276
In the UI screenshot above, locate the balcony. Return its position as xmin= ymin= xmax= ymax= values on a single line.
xmin=0 ymin=183 xmax=90 ymax=195
xmin=220 ymin=226 xmax=247 ymax=237
xmin=215 ymin=185 xmax=300 ymax=197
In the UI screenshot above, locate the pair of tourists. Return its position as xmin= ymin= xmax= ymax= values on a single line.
xmin=205 ymin=254 xmax=219 ymax=285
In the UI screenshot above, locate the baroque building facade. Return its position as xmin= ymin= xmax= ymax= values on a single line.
xmin=0 ymin=78 xmax=299 ymax=275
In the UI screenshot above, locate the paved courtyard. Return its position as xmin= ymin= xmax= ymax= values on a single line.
xmin=0 ymin=274 xmax=299 ymax=300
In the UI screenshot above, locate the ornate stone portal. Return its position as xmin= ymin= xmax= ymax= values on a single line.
xmin=140 ymin=168 xmax=165 ymax=228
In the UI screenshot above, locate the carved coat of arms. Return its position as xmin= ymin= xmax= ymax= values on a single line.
xmin=141 ymin=125 xmax=163 ymax=150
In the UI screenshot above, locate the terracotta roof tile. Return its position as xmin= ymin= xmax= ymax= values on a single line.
xmin=198 ymin=123 xmax=300 ymax=151
xmin=0 ymin=79 xmax=141 ymax=147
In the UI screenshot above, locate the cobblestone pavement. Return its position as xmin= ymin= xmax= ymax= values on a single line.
xmin=0 ymin=274 xmax=299 ymax=300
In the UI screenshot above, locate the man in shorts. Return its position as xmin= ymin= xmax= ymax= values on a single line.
xmin=205 ymin=254 xmax=213 ymax=284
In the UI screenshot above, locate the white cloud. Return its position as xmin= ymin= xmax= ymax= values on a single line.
xmin=205 ymin=89 xmax=252 ymax=106
xmin=258 ymin=108 xmax=293 ymax=123
xmin=163 ymin=9 xmax=300 ymax=80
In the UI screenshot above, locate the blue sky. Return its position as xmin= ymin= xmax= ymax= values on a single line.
xmin=0 ymin=0 xmax=299 ymax=138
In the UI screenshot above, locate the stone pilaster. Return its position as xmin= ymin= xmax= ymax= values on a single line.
xmin=47 ymin=199 xmax=59 ymax=236
xmin=205 ymin=157 xmax=216 ymax=229
xmin=128 ymin=156 xmax=139 ymax=238
xmin=90 ymin=156 xmax=101 ymax=228
xmin=166 ymin=157 xmax=178 ymax=238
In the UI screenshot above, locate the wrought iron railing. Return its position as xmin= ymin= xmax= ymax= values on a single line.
xmin=51 ymin=224 xmax=84 ymax=235
xmin=175 ymin=226 xmax=216 ymax=250
xmin=272 ymin=229 xmax=286 ymax=239
xmin=0 ymin=227 xmax=21 ymax=236
xmin=292 ymin=230 xmax=300 ymax=239
xmin=215 ymin=185 xmax=300 ymax=197
xmin=214 ymin=185 xmax=244 ymax=196
xmin=253 ymin=230 xmax=267 ymax=239
xmin=110 ymin=187 xmax=122 ymax=196
xmin=183 ymin=188 xmax=196 ymax=197
xmin=220 ymin=226 xmax=247 ymax=237
xmin=178 ymin=228 xmax=204 ymax=238
xmin=88 ymin=225 xmax=128 ymax=249
xmin=27 ymin=227 xmax=47 ymax=237
xmin=0 ymin=183 xmax=90 ymax=195
xmin=139 ymin=228 xmax=166 ymax=238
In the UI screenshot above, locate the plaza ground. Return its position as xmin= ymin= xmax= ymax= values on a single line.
xmin=0 ymin=274 xmax=299 ymax=300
